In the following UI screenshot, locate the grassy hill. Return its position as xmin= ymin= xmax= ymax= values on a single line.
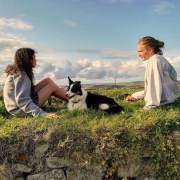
xmin=0 ymin=88 xmax=179 ymax=179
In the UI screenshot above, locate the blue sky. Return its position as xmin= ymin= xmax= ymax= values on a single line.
xmin=0 ymin=0 xmax=180 ymax=85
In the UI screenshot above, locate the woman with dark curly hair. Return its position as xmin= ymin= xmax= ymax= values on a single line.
xmin=126 ymin=36 xmax=179 ymax=110
xmin=3 ymin=48 xmax=67 ymax=118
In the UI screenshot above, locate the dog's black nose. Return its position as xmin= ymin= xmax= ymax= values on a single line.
xmin=65 ymin=94 xmax=68 ymax=97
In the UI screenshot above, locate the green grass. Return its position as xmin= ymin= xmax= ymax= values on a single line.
xmin=0 ymin=88 xmax=179 ymax=179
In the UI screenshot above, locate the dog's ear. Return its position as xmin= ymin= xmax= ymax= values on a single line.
xmin=76 ymin=81 xmax=81 ymax=85
xmin=74 ymin=81 xmax=82 ymax=95
xmin=68 ymin=76 xmax=74 ymax=84
xmin=74 ymin=81 xmax=81 ymax=88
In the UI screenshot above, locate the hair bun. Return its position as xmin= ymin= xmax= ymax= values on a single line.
xmin=157 ymin=40 xmax=164 ymax=48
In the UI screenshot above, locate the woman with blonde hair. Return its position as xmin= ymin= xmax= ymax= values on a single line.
xmin=3 ymin=48 xmax=67 ymax=118
xmin=126 ymin=36 xmax=179 ymax=110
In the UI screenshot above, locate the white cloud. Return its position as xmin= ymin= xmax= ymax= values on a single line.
xmin=0 ymin=32 xmax=33 ymax=85
xmin=116 ymin=60 xmax=145 ymax=78
xmin=0 ymin=31 xmax=180 ymax=85
xmin=100 ymin=48 xmax=137 ymax=59
xmin=0 ymin=32 xmax=33 ymax=63
xmin=33 ymin=58 xmax=146 ymax=83
xmin=33 ymin=54 xmax=180 ymax=85
xmin=74 ymin=48 xmax=137 ymax=60
xmin=153 ymin=1 xmax=175 ymax=15
xmin=64 ymin=19 xmax=78 ymax=27
xmin=166 ymin=56 xmax=180 ymax=72
xmin=1 ymin=54 xmax=180 ymax=85
xmin=0 ymin=17 xmax=33 ymax=30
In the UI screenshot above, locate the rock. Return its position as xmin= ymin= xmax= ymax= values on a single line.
xmin=12 ymin=163 xmax=32 ymax=173
xmin=46 ymin=157 xmax=71 ymax=169
xmin=117 ymin=162 xmax=140 ymax=177
xmin=35 ymin=144 xmax=49 ymax=158
xmin=27 ymin=169 xmax=66 ymax=180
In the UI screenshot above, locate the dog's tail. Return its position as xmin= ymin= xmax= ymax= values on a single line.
xmin=105 ymin=105 xmax=124 ymax=114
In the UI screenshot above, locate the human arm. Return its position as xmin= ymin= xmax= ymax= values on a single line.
xmin=14 ymin=74 xmax=48 ymax=117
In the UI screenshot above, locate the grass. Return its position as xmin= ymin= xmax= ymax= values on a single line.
xmin=0 ymin=88 xmax=179 ymax=179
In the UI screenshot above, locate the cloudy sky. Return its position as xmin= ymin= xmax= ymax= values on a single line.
xmin=0 ymin=0 xmax=180 ymax=86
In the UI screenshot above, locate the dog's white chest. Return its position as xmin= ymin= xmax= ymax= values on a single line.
xmin=67 ymin=101 xmax=87 ymax=110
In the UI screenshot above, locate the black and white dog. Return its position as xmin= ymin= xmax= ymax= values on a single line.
xmin=65 ymin=77 xmax=124 ymax=114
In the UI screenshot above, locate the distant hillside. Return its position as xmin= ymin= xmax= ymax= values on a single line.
xmin=1 ymin=80 xmax=180 ymax=91
xmin=83 ymin=80 xmax=180 ymax=90
xmin=83 ymin=81 xmax=145 ymax=90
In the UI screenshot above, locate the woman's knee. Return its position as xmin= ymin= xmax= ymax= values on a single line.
xmin=41 ymin=78 xmax=59 ymax=92
xmin=43 ymin=77 xmax=56 ymax=85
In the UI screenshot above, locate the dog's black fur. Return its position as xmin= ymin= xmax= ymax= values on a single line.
xmin=65 ymin=77 xmax=124 ymax=114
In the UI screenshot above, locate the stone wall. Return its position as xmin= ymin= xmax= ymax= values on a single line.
xmin=1 ymin=130 xmax=178 ymax=179
xmin=0 ymin=151 xmax=155 ymax=179
xmin=0 ymin=158 xmax=156 ymax=180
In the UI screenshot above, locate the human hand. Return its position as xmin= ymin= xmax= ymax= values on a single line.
xmin=47 ymin=113 xmax=58 ymax=118
xmin=126 ymin=95 xmax=136 ymax=102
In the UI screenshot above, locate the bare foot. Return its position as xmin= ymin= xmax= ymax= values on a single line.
xmin=126 ymin=95 xmax=136 ymax=102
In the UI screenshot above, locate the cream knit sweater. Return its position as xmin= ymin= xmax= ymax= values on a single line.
xmin=132 ymin=54 xmax=179 ymax=110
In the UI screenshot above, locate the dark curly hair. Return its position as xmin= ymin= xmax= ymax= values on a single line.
xmin=138 ymin=36 xmax=165 ymax=55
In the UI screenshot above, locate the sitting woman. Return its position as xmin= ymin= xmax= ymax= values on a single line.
xmin=126 ymin=36 xmax=179 ymax=110
xmin=3 ymin=48 xmax=67 ymax=118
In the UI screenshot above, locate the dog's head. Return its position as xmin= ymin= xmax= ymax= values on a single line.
xmin=65 ymin=77 xmax=83 ymax=100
